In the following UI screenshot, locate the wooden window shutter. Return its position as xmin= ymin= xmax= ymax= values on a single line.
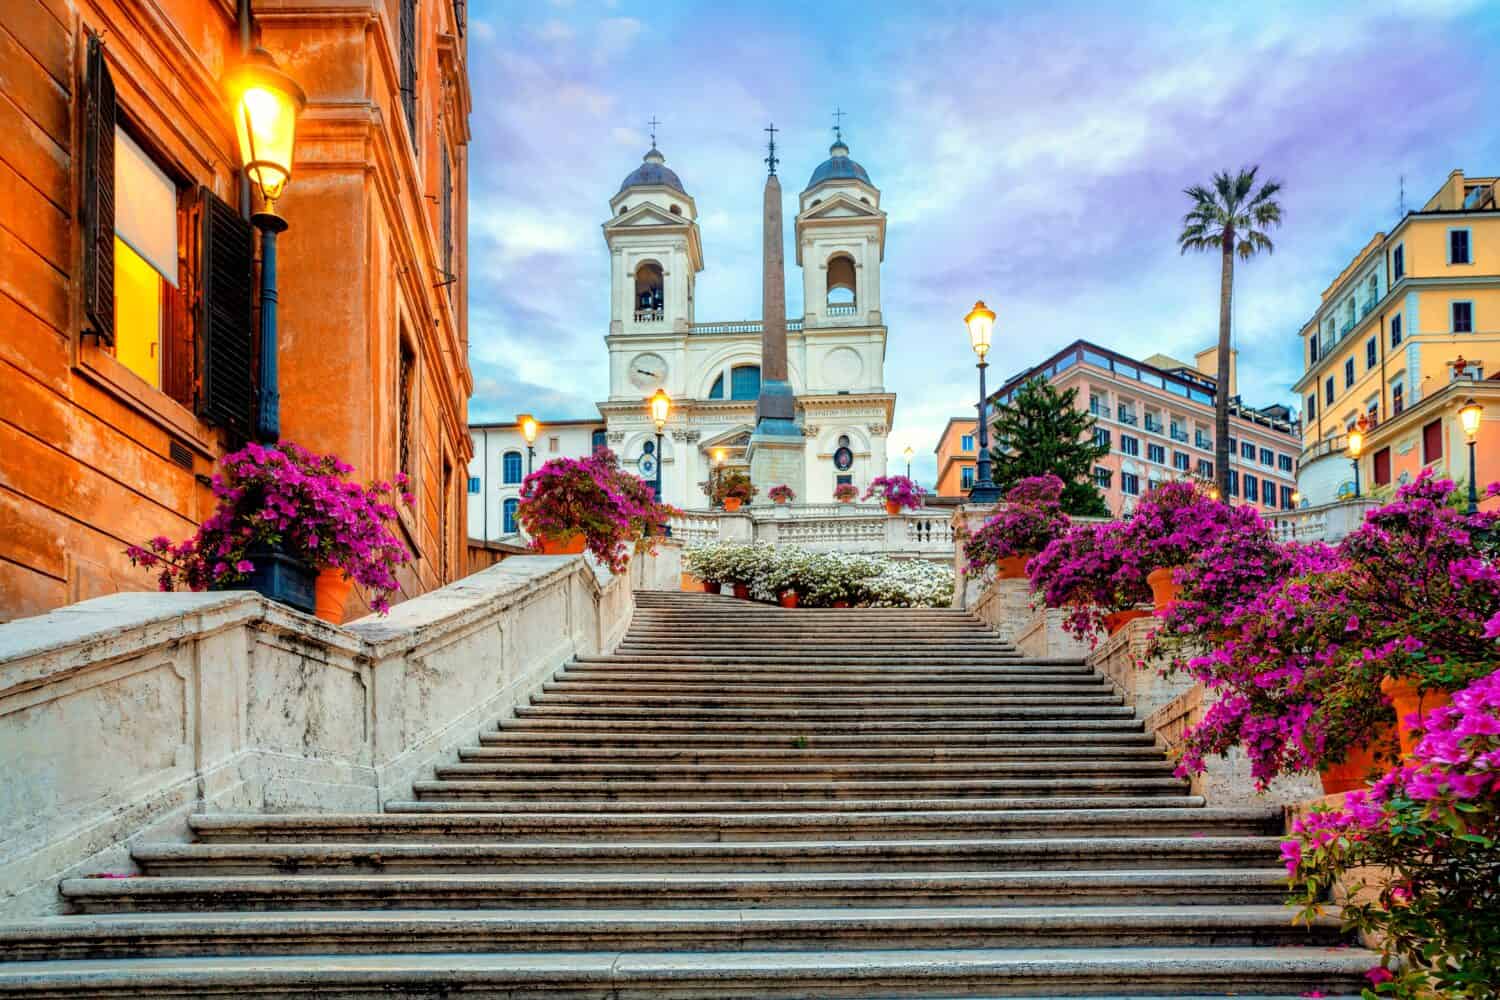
xmin=441 ymin=142 xmax=452 ymax=290
xmin=400 ymin=0 xmax=418 ymax=147
xmin=196 ymin=187 xmax=256 ymax=435
xmin=161 ymin=194 xmax=197 ymax=406
xmin=82 ymin=34 xmax=116 ymax=345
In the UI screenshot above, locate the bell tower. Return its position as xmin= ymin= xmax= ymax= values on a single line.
xmin=796 ymin=128 xmax=885 ymax=329
xmin=603 ymin=141 xmax=704 ymax=337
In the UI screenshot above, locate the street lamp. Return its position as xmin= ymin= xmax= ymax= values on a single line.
xmin=1291 ymin=490 xmax=1302 ymax=507
xmin=964 ymin=300 xmax=1001 ymax=503
xmin=1460 ymin=397 xmax=1483 ymax=515
xmin=902 ymin=444 xmax=915 ymax=479
xmin=229 ymin=47 xmax=306 ymax=443
xmin=517 ymin=413 xmax=538 ymax=475
xmin=648 ymin=387 xmax=671 ymax=502
xmin=1346 ymin=414 xmax=1369 ymax=499
xmin=712 ymin=447 xmax=726 ymax=508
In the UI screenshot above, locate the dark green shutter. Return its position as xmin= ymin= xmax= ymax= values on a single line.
xmin=82 ymin=34 xmax=116 ymax=345
xmin=441 ymin=142 xmax=452 ymax=289
xmin=196 ymin=187 xmax=256 ymax=435
xmin=400 ymin=0 xmax=417 ymax=146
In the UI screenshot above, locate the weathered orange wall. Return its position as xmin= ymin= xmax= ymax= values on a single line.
xmin=933 ymin=419 xmax=976 ymax=497
xmin=0 ymin=0 xmax=472 ymax=622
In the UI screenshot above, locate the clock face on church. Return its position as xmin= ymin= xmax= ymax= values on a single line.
xmin=629 ymin=354 xmax=668 ymax=392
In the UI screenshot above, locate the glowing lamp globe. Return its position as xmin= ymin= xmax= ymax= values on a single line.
xmin=517 ymin=414 xmax=538 ymax=446
xmin=229 ymin=48 xmax=306 ymax=207
xmin=964 ymin=300 xmax=996 ymax=359
xmin=1347 ymin=416 xmax=1368 ymax=459
xmin=649 ymin=388 xmax=672 ymax=432
xmin=1460 ymin=397 xmax=1482 ymax=440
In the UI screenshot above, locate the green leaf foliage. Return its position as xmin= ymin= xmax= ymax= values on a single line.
xmin=988 ymin=377 xmax=1110 ymax=517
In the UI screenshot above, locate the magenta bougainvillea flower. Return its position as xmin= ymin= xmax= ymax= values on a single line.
xmin=516 ymin=448 xmax=679 ymax=574
xmin=963 ymin=475 xmax=1070 ymax=575
xmin=863 ymin=475 xmax=925 ymax=509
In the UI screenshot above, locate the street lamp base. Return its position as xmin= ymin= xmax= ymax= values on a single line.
xmin=967 ymin=482 xmax=1002 ymax=504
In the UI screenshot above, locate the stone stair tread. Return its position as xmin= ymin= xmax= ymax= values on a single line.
xmin=458 ymin=746 xmax=1166 ymax=762
xmin=435 ymin=761 xmax=1176 ymax=777
xmin=386 ymin=795 xmax=1209 ymax=813
xmin=0 ymin=946 xmax=1378 ymax=996
xmin=477 ymin=729 xmax=1157 ymax=746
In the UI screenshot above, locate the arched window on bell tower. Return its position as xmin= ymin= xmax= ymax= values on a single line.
xmin=634 ymin=262 xmax=664 ymax=322
xmin=826 ymin=253 xmax=856 ymax=315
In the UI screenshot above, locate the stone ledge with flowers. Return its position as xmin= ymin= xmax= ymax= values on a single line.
xmin=517 ymin=449 xmax=679 ymax=571
xmin=682 ymin=542 xmax=954 ymax=609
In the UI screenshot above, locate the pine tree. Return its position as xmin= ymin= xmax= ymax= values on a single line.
xmin=989 ymin=377 xmax=1111 ymax=516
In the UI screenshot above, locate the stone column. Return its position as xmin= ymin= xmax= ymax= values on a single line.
xmin=749 ymin=159 xmax=806 ymax=494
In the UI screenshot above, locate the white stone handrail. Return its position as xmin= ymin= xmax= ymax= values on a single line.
xmin=1265 ymin=497 xmax=1379 ymax=542
xmin=668 ymin=505 xmax=956 ymax=558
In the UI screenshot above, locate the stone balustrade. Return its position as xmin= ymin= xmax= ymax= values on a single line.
xmin=1265 ymin=497 xmax=1379 ymax=543
xmin=0 ymin=545 xmax=680 ymax=916
xmin=669 ymin=504 xmax=956 ymax=560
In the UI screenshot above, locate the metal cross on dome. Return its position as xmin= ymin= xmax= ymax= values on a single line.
xmin=832 ymin=107 xmax=846 ymax=142
xmin=764 ymin=122 xmax=778 ymax=175
xmin=647 ymin=116 xmax=661 ymax=149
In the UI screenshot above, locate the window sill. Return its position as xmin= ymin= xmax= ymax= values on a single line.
xmin=75 ymin=341 xmax=221 ymax=458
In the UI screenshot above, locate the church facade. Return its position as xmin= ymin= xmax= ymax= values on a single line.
xmin=467 ymin=136 xmax=896 ymax=535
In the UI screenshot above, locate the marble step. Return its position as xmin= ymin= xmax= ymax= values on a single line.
xmin=476 ymin=728 xmax=1158 ymax=748
xmin=547 ymin=674 xmax=1107 ymax=692
xmin=386 ymin=795 xmax=1206 ymax=814
xmin=564 ymin=659 xmax=1091 ymax=676
xmin=59 ymin=868 xmax=1295 ymax=913
xmin=429 ymin=760 xmax=1177 ymax=782
xmin=492 ymin=717 xmax=1148 ymax=735
xmin=190 ymin=806 xmax=1274 ymax=844
xmin=527 ymin=691 xmax=1124 ymax=708
xmin=585 ymin=652 xmax=1032 ymax=665
xmin=456 ymin=745 xmax=1168 ymax=765
xmin=129 ymin=836 xmax=1284 ymax=877
xmin=0 ymin=946 xmax=1375 ymax=997
xmin=510 ymin=704 xmax=1137 ymax=722
xmin=0 ymin=905 xmax=1347 ymax=961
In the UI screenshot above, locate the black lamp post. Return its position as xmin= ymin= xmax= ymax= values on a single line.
xmin=1460 ymin=397 xmax=1483 ymax=515
xmin=1346 ymin=413 xmax=1368 ymax=500
xmin=964 ymin=300 xmax=1001 ymax=503
xmin=230 ymin=48 xmax=305 ymax=443
xmin=648 ymin=388 xmax=671 ymax=503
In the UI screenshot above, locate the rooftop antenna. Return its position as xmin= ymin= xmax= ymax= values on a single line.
xmin=764 ymin=121 xmax=778 ymax=175
xmin=1399 ymin=174 xmax=1406 ymax=217
xmin=832 ymin=106 xmax=846 ymax=143
xmin=647 ymin=115 xmax=661 ymax=150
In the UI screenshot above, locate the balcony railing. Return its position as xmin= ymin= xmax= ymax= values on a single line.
xmin=1170 ymin=429 xmax=1189 ymax=443
xmin=691 ymin=318 xmax=805 ymax=335
xmin=826 ymin=303 xmax=857 ymax=317
xmin=1117 ymin=411 xmax=1138 ymax=426
xmin=1340 ymin=319 xmax=1354 ymax=337
xmin=1143 ymin=417 xmax=1162 ymax=433
xmin=1195 ymin=433 xmax=1212 ymax=450
xmin=634 ymin=309 xmax=664 ymax=323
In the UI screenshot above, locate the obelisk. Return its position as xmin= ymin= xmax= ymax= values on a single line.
xmin=748 ymin=122 xmax=806 ymax=496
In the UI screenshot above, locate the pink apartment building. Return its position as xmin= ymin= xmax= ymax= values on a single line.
xmin=990 ymin=341 xmax=1302 ymax=516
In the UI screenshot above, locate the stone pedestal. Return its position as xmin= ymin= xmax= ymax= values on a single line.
xmin=748 ymin=429 xmax=806 ymax=501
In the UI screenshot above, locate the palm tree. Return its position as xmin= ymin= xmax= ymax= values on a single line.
xmin=1178 ymin=167 xmax=1283 ymax=500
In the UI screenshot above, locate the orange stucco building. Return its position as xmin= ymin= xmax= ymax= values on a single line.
xmin=933 ymin=418 xmax=979 ymax=497
xmin=0 ymin=0 xmax=472 ymax=622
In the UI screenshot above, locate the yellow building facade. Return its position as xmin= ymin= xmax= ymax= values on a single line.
xmin=1293 ymin=171 xmax=1500 ymax=506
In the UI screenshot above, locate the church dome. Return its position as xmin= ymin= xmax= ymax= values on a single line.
xmin=618 ymin=147 xmax=687 ymax=195
xmin=804 ymin=139 xmax=872 ymax=191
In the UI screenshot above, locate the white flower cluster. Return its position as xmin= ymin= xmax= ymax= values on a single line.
xmin=683 ymin=543 xmax=954 ymax=608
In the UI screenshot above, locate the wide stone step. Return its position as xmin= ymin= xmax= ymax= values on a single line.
xmin=189 ymin=806 xmax=1280 ymax=844
xmin=0 ymin=905 xmax=1348 ymax=961
xmin=398 ymin=795 xmax=1202 ymax=815
xmin=0 ymin=946 xmax=1376 ymax=997
xmin=494 ymin=717 xmax=1147 ymax=735
xmin=549 ymin=674 xmax=1106 ymax=692
xmin=457 ymin=745 xmax=1167 ymax=765
xmin=410 ymin=776 xmax=1190 ymax=802
xmin=478 ymin=727 xmax=1157 ymax=748
xmin=130 ymin=836 xmax=1283 ymax=877
xmin=514 ymin=704 xmax=1136 ymax=723
xmin=590 ymin=652 xmax=1031 ymax=665
xmin=528 ymin=691 xmax=1124 ymax=709
xmin=565 ymin=660 xmax=1092 ymax=677
xmin=59 ymin=868 xmax=1294 ymax=912
xmin=617 ymin=636 xmax=1017 ymax=648
xmin=430 ymin=760 xmax=1176 ymax=782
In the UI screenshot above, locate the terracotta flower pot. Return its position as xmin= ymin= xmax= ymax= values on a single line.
xmin=996 ymin=554 xmax=1031 ymax=580
xmin=540 ymin=534 xmax=586 ymax=556
xmin=773 ymin=496 xmax=789 ymax=505
xmin=831 ymin=599 xmax=850 ymax=608
xmin=1102 ymin=609 xmax=1150 ymax=635
xmin=723 ymin=497 xmax=742 ymax=512
xmin=703 ymin=581 xmax=722 ymax=594
xmin=314 ymin=568 xmax=354 ymax=625
xmin=836 ymin=495 xmax=854 ymax=504
xmin=1319 ymin=725 xmax=1398 ymax=795
xmin=732 ymin=582 xmax=750 ymax=599
xmin=779 ymin=591 xmax=799 ymax=608
xmin=1381 ymin=676 xmax=1454 ymax=756
xmin=1146 ymin=566 xmax=1181 ymax=611
xmin=884 ymin=499 xmax=902 ymax=516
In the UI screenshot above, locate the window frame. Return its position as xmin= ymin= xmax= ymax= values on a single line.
xmin=1344 ymin=357 xmax=1355 ymax=388
xmin=1448 ymin=227 xmax=1472 ymax=266
xmin=1392 ymin=243 xmax=1405 ymax=279
xmin=1452 ymin=300 xmax=1474 ymax=334
xmin=1390 ymin=312 xmax=1402 ymax=348
xmin=1365 ymin=336 xmax=1377 ymax=370
xmin=1325 ymin=376 xmax=1335 ymax=405
xmin=1422 ymin=419 xmax=1443 ymax=464
xmin=501 ymin=450 xmax=523 ymax=485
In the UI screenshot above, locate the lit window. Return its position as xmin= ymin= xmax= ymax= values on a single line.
xmin=112 ymin=128 xmax=180 ymax=390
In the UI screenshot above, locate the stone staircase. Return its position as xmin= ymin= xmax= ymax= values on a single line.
xmin=0 ymin=590 xmax=1375 ymax=997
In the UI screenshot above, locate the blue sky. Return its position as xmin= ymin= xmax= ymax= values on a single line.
xmin=465 ymin=0 xmax=1500 ymax=484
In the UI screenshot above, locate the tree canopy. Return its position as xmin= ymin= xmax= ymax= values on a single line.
xmin=989 ymin=377 xmax=1110 ymax=517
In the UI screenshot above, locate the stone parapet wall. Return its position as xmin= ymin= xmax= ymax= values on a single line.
xmin=969 ymin=578 xmax=1032 ymax=643
xmin=0 ymin=547 xmax=676 ymax=916
xmin=1015 ymin=607 xmax=1097 ymax=660
xmin=1088 ymin=618 xmax=1197 ymax=721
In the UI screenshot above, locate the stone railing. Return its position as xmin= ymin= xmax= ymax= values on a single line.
xmin=669 ymin=504 xmax=956 ymax=559
xmin=0 ymin=545 xmax=679 ymax=916
xmin=1265 ymin=497 xmax=1379 ymax=543
xmin=690 ymin=318 xmax=805 ymax=336
xmin=826 ymin=303 xmax=857 ymax=316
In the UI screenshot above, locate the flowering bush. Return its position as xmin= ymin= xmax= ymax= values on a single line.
xmin=1027 ymin=521 xmax=1151 ymax=640
xmin=833 ymin=483 xmax=859 ymax=502
xmin=963 ymin=475 xmax=1069 ymax=576
xmin=517 ymin=449 xmax=678 ymax=573
xmin=125 ymin=442 xmax=413 ymax=614
xmin=768 ymin=484 xmax=796 ymax=503
xmin=1172 ymin=473 xmax=1500 ymax=787
xmin=685 ymin=543 xmax=954 ymax=608
xmin=864 ymin=474 xmax=925 ymax=510
xmin=1287 ymin=668 xmax=1500 ymax=998
xmin=1126 ymin=479 xmax=1233 ymax=573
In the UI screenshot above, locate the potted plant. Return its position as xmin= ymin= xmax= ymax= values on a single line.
xmin=768 ymin=484 xmax=796 ymax=505
xmin=1028 ymin=520 xmax=1152 ymax=642
xmin=1125 ymin=479 xmax=1229 ymax=611
xmin=963 ymin=475 xmax=1069 ymax=580
xmin=709 ymin=470 xmax=756 ymax=512
xmin=516 ymin=449 xmax=677 ymax=573
xmin=833 ymin=483 xmax=859 ymax=504
xmin=126 ymin=442 xmax=413 ymax=622
xmin=864 ymin=474 xmax=924 ymax=515
xmin=755 ymin=546 xmax=814 ymax=608
xmin=681 ymin=541 xmax=726 ymax=594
